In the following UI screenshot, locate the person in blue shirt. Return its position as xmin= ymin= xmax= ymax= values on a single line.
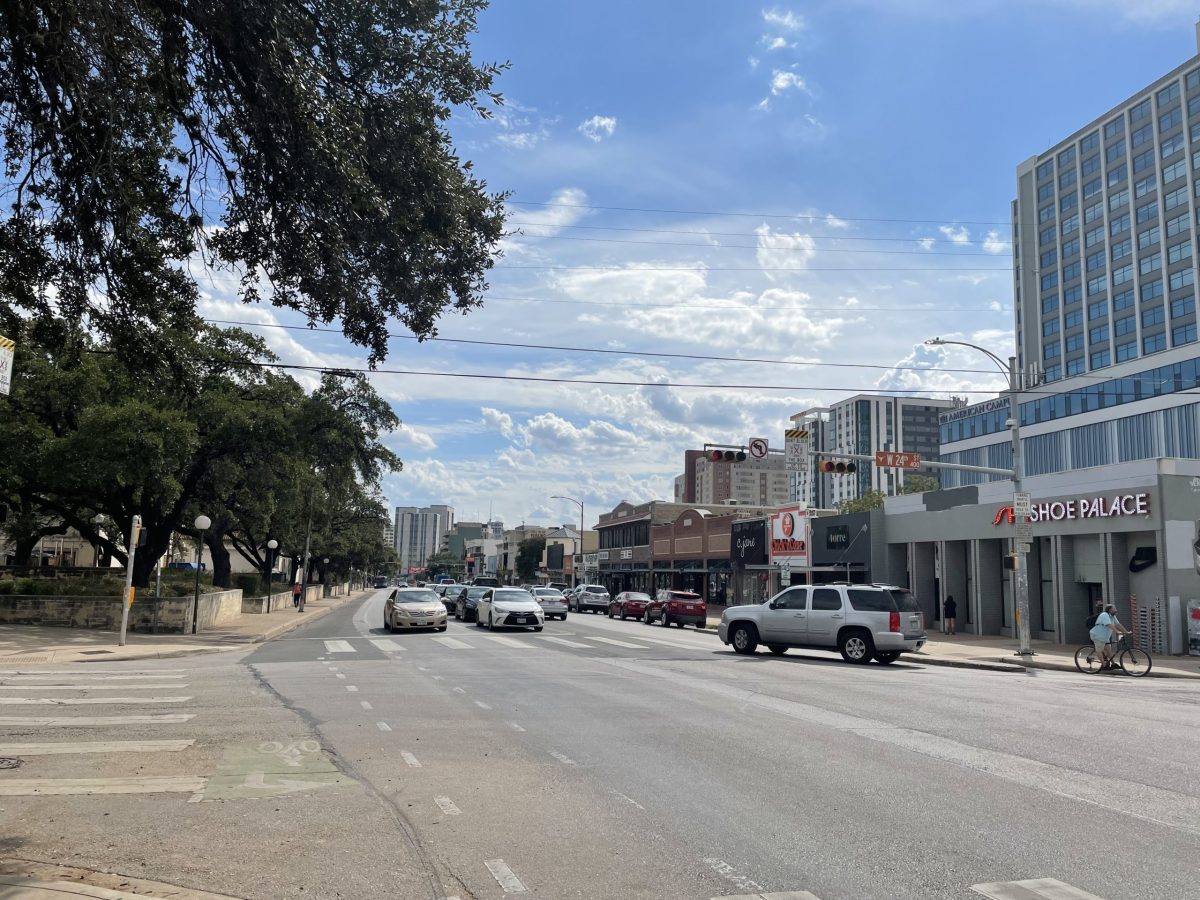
xmin=1089 ymin=602 xmax=1129 ymax=670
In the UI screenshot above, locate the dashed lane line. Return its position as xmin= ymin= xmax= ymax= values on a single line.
xmin=322 ymin=640 xmax=356 ymax=653
xmin=346 ymin=686 xmax=358 ymax=692
xmin=434 ymin=796 xmax=462 ymax=815
xmin=588 ymin=636 xmax=649 ymax=649
xmin=484 ymin=859 xmax=527 ymax=894
xmin=509 ymin=723 xmax=525 ymax=732
xmin=401 ymin=752 xmax=422 ymax=768
xmin=0 ymin=740 xmax=194 ymax=756
xmin=432 ymin=636 xmax=474 ymax=650
xmin=369 ymin=638 xmax=405 ymax=652
xmin=971 ymin=878 xmax=1106 ymax=900
xmin=0 ymin=670 xmax=186 ymax=676
xmin=540 ymin=636 xmax=592 ymax=649
xmin=376 ymin=722 xmax=392 ymax=732
xmin=473 ymin=701 xmax=492 ymax=710
xmin=0 ymin=683 xmax=188 ymax=691
xmin=702 ymin=858 xmax=765 ymax=895
xmin=549 ymin=751 xmax=577 ymax=766
xmin=360 ymin=701 xmax=373 ymax=710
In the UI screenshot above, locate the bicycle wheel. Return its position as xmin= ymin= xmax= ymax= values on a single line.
xmin=1119 ymin=647 xmax=1153 ymax=677
xmin=1074 ymin=645 xmax=1102 ymax=674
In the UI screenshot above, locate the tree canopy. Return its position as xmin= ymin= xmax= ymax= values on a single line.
xmin=515 ymin=536 xmax=545 ymax=582
xmin=0 ymin=0 xmax=507 ymax=362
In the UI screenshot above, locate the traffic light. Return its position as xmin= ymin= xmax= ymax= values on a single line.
xmin=821 ymin=460 xmax=857 ymax=474
xmin=710 ymin=449 xmax=748 ymax=462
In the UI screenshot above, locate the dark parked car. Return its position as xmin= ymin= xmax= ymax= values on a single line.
xmin=645 ymin=590 xmax=706 ymax=628
xmin=609 ymin=591 xmax=653 ymax=620
xmin=454 ymin=586 xmax=490 ymax=623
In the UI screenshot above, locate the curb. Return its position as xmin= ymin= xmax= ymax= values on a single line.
xmin=991 ymin=655 xmax=1200 ymax=680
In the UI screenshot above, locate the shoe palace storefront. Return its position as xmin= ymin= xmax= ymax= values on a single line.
xmin=880 ymin=459 xmax=1200 ymax=653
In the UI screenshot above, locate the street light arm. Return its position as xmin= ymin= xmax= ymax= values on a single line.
xmin=924 ymin=337 xmax=1009 ymax=377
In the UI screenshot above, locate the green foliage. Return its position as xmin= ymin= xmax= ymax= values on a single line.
xmin=838 ymin=490 xmax=887 ymax=515
xmin=0 ymin=0 xmax=507 ymax=363
xmin=515 ymin=537 xmax=546 ymax=582
xmin=900 ymin=474 xmax=939 ymax=495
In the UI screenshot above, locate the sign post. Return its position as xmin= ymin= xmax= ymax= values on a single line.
xmin=0 ymin=334 xmax=14 ymax=397
xmin=118 ymin=515 xmax=142 ymax=647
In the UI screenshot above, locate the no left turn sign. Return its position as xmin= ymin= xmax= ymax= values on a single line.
xmin=749 ymin=437 xmax=768 ymax=460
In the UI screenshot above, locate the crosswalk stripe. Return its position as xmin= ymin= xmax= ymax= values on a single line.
xmin=323 ymin=640 xmax=356 ymax=653
xmin=0 ymin=673 xmax=187 ymax=682
xmin=369 ymin=638 xmax=404 ymax=652
xmin=0 ymin=714 xmax=193 ymax=727
xmin=0 ymin=696 xmax=191 ymax=705
xmin=541 ymin=636 xmax=592 ymax=649
xmin=0 ymin=683 xmax=188 ymax=690
xmin=0 ymin=775 xmax=206 ymax=796
xmin=0 ymin=669 xmax=186 ymax=676
xmin=622 ymin=633 xmax=710 ymax=650
xmin=713 ymin=893 xmax=822 ymax=900
xmin=481 ymin=636 xmax=540 ymax=648
xmin=589 ymin=636 xmax=649 ymax=649
xmin=971 ymin=878 xmax=1106 ymax=900
xmin=0 ymin=740 xmax=194 ymax=756
xmin=432 ymin=636 xmax=473 ymax=650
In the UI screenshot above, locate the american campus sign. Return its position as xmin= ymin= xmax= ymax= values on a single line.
xmin=992 ymin=491 xmax=1151 ymax=526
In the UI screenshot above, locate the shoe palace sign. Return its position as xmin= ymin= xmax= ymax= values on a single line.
xmin=993 ymin=491 xmax=1151 ymax=526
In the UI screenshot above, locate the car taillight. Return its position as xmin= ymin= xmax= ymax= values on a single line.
xmin=889 ymin=611 xmax=901 ymax=633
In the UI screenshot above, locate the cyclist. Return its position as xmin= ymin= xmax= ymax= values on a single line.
xmin=1089 ymin=602 xmax=1129 ymax=670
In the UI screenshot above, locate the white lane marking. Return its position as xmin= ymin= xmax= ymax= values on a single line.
xmin=0 ymin=714 xmax=193 ymax=727
xmin=549 ymin=751 xmax=577 ymax=766
xmin=473 ymin=701 xmax=491 ymax=710
xmin=0 ymin=669 xmax=186 ymax=676
xmin=541 ymin=636 xmax=592 ymax=649
xmin=971 ymin=878 xmax=1105 ymax=900
xmin=0 ymin=683 xmax=188 ymax=691
xmin=509 ymin=722 xmax=525 ymax=732
xmin=401 ymin=751 xmax=422 ymax=768
xmin=432 ymin=675 xmax=445 ymax=680
xmin=346 ymin=686 xmax=358 ymax=692
xmin=335 ymin=674 xmax=346 ymax=679
xmin=481 ymin=636 xmax=539 ymax=648
xmin=589 ymin=636 xmax=647 ymax=649
xmin=360 ymin=701 xmax=373 ymax=710
xmin=0 ymin=776 xmax=206 ymax=796
xmin=376 ymin=722 xmax=392 ymax=732
xmin=0 ymin=740 xmax=193 ymax=756
xmin=317 ymin=657 xmax=326 ymax=660
xmin=621 ymin=633 xmax=711 ymax=650
xmin=434 ymin=796 xmax=462 ymax=815
xmin=484 ymin=859 xmax=527 ymax=894
xmin=369 ymin=639 xmax=404 ymax=652
xmin=417 ymin=666 xmax=430 ymax=671
xmin=0 ymin=673 xmax=185 ymax=681
xmin=702 ymin=858 xmax=765 ymax=895
xmin=323 ymin=640 xmax=356 ymax=653
xmin=608 ymin=789 xmax=645 ymax=810
xmin=453 ymin=687 xmax=466 ymax=694
xmin=327 ymin=665 xmax=338 ymax=670
xmin=432 ymin=636 xmax=473 ymax=650
xmin=714 ymin=893 xmax=822 ymax=900
xmin=607 ymin=656 xmax=1200 ymax=837
xmin=0 ymin=696 xmax=191 ymax=705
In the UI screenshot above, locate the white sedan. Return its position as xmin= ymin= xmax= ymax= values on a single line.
xmin=474 ymin=588 xmax=545 ymax=632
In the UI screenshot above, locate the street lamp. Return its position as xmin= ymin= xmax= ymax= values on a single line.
xmin=91 ymin=514 xmax=104 ymax=568
xmin=191 ymin=514 xmax=211 ymax=634
xmin=266 ymin=539 xmax=278 ymax=603
xmin=551 ymin=495 xmax=585 ymax=588
xmin=925 ymin=337 xmax=1032 ymax=657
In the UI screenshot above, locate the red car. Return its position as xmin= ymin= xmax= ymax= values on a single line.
xmin=609 ymin=591 xmax=653 ymax=620
xmin=644 ymin=590 xmax=706 ymax=628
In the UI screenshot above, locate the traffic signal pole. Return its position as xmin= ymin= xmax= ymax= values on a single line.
xmin=811 ymin=450 xmax=1014 ymax=478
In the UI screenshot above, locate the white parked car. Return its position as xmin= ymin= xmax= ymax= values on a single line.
xmin=474 ymin=588 xmax=545 ymax=632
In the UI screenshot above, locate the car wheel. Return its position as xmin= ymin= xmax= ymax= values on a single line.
xmin=730 ymin=624 xmax=758 ymax=655
xmin=608 ymin=608 xmax=614 ymax=618
xmin=438 ymin=625 xmax=447 ymax=632
xmin=643 ymin=611 xmax=651 ymax=625
xmin=874 ymin=651 xmax=901 ymax=665
xmin=474 ymin=613 xmax=483 ymax=628
xmin=839 ymin=630 xmax=874 ymax=664
xmin=384 ymin=614 xmax=392 ymax=632
xmin=534 ymin=626 xmax=543 ymax=633
xmin=660 ymin=612 xmax=669 ymax=627
xmin=768 ymin=645 xmax=787 ymax=655
xmin=488 ymin=614 xmax=496 ymax=632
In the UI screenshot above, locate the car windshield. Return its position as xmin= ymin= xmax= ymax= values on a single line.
xmin=395 ymin=590 xmax=440 ymax=604
xmin=887 ymin=589 xmax=922 ymax=613
xmin=494 ymin=590 xmax=532 ymax=602
xmin=466 ymin=588 xmax=488 ymax=598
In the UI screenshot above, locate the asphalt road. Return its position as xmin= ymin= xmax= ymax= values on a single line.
xmin=1 ymin=588 xmax=1197 ymax=900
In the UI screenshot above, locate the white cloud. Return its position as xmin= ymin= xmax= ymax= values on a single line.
xmin=982 ymin=229 xmax=1010 ymax=254
xmin=770 ymin=70 xmax=808 ymax=95
xmin=755 ymin=223 xmax=816 ymax=276
xmin=481 ymin=407 xmax=514 ymax=438
xmin=519 ymin=412 xmax=639 ymax=454
xmin=762 ymin=8 xmax=806 ymax=31
xmin=577 ymin=115 xmax=618 ymax=143
xmin=918 ymin=237 xmax=935 ymax=251
xmin=492 ymin=99 xmax=554 ymax=151
xmin=389 ymin=423 xmax=437 ymax=452
xmin=939 ymin=225 xmax=971 ymax=245
xmin=762 ymin=35 xmax=793 ymax=51
xmin=824 ymin=214 xmax=850 ymax=230
xmin=508 ymin=187 xmax=590 ymax=239
xmin=749 ymin=56 xmax=761 ymax=69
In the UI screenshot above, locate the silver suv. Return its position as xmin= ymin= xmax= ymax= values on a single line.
xmin=717 ymin=583 xmax=926 ymax=664
xmin=570 ymin=584 xmax=610 ymax=614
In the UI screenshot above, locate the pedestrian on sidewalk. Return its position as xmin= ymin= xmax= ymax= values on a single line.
xmin=292 ymin=582 xmax=301 ymax=608
xmin=943 ymin=595 xmax=957 ymax=635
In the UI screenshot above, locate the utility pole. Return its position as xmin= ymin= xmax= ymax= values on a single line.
xmin=1009 ymin=355 xmax=1032 ymax=657
xmin=299 ymin=480 xmax=315 ymax=612
xmin=118 ymin=515 xmax=141 ymax=647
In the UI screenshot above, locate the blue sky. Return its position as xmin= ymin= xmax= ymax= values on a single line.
xmin=200 ymin=0 xmax=1200 ymax=528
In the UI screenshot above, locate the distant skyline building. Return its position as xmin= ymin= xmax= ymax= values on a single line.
xmin=942 ymin=27 xmax=1200 ymax=483
xmin=394 ymin=505 xmax=454 ymax=572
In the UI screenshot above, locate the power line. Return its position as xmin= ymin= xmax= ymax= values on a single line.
xmin=508 ymin=232 xmax=1013 ymax=258
xmin=508 ymin=199 xmax=1010 ymax=228
xmin=495 ymin=264 xmax=1012 ymax=272
xmin=479 ymin=294 xmax=1008 ymax=313
xmin=204 ymin=318 xmax=1012 ymax=376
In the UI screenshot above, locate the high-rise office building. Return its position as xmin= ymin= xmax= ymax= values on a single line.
xmin=941 ymin=30 xmax=1200 ymax=484
xmin=394 ymin=505 xmax=454 ymax=572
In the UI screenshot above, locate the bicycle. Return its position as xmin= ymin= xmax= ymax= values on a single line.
xmin=1073 ymin=633 xmax=1153 ymax=677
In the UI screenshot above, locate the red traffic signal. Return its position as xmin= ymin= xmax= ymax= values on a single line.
xmin=822 ymin=460 xmax=857 ymax=474
xmin=710 ymin=449 xmax=748 ymax=462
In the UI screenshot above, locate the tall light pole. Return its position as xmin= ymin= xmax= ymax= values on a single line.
xmin=191 ymin=514 xmax=211 ymax=634
xmin=551 ymin=495 xmax=585 ymax=588
xmin=91 ymin=514 xmax=104 ymax=568
xmin=266 ymin=539 xmax=278 ymax=606
xmin=925 ymin=337 xmax=1032 ymax=656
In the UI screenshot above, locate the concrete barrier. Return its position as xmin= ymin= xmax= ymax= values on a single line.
xmin=0 ymin=589 xmax=244 ymax=633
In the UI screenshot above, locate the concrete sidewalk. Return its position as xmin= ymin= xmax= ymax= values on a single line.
xmin=0 ymin=590 xmax=368 ymax=665
xmin=698 ymin=615 xmax=1200 ymax=679
xmin=0 ymin=859 xmax=240 ymax=899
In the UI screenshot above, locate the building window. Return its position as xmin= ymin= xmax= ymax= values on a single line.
xmin=1042 ymin=295 xmax=1059 ymax=314
xmin=1170 ymin=268 xmax=1195 ymax=291
xmin=1165 ymin=185 xmax=1189 ymax=210
xmin=1115 ymin=339 xmax=1137 ymax=361
xmin=1142 ymin=305 xmax=1165 ymax=327
xmin=1088 ymin=300 xmax=1108 ymax=321
xmin=1188 ymin=68 xmax=1200 ymax=90
xmin=1044 ymin=363 xmax=1062 ymax=381
xmin=1108 ymin=162 xmax=1128 ymax=186
xmin=1087 ymin=274 xmax=1106 ymax=296
xmin=1142 ymin=279 xmax=1165 ymax=302
xmin=1065 ymin=308 xmax=1084 ymax=328
xmin=1037 ymin=159 xmax=1054 ymax=180
xmin=1110 ymin=213 xmax=1131 ymax=235
xmin=1171 ymin=296 xmax=1195 ymax=318
xmin=1132 ymin=123 xmax=1155 ymax=147
xmin=1133 ymin=149 xmax=1155 ymax=174
xmin=1086 ymin=249 xmax=1106 ymax=272
xmin=1163 ymin=159 xmax=1188 ymax=184
xmin=1109 ymin=188 xmax=1130 ymax=211
xmin=1113 ymin=289 xmax=1135 ymax=311
xmin=1144 ymin=332 xmax=1167 ymax=353
xmin=1107 ymin=141 xmax=1126 ymax=164
xmin=1038 ymin=182 xmax=1055 ymax=202
xmin=1039 ymin=204 xmax=1056 ymax=224
xmin=1112 ymin=264 xmax=1134 ymax=286
xmin=1131 ymin=98 xmax=1153 ymax=123
xmin=1040 ymin=225 xmax=1056 ymax=246
xmin=1062 ymin=191 xmax=1079 ymax=212
xmin=1135 ymin=175 xmax=1156 ymax=199
xmin=1059 ymin=169 xmax=1077 ymax=189
xmin=1139 ymin=252 xmax=1162 ymax=275
xmin=1082 ymin=157 xmax=1101 ymax=181
xmin=1043 ymin=340 xmax=1061 ymax=359
xmin=1061 ymin=214 xmax=1079 ymax=235
xmin=1061 ymin=237 xmax=1080 ymax=258
xmin=1162 ymin=132 xmax=1186 ymax=158
xmin=1159 ymin=82 xmax=1181 ymax=106
xmin=1105 ymin=116 xmax=1125 ymax=139
xmin=1090 ymin=323 xmax=1110 ymax=343
xmin=1058 ymin=146 xmax=1076 ymax=166
xmin=1136 ymin=200 xmax=1158 ymax=224
xmin=1042 ymin=271 xmax=1058 ymax=291
xmin=1090 ymin=349 xmax=1111 ymax=369
xmin=1042 ymin=318 xmax=1060 ymax=336
xmin=1138 ymin=225 xmax=1160 ymax=249
xmin=1083 ymin=197 xmax=1101 ymax=220
xmin=1115 ymin=315 xmax=1136 ymax=336
xmin=1168 ymin=239 xmax=1192 ymax=264
xmin=1085 ymin=226 xmax=1105 ymax=248
xmin=1065 ymin=333 xmax=1084 ymax=353
xmin=1111 ymin=238 xmax=1133 ymax=261
xmin=1174 ymin=323 xmax=1198 ymax=345
xmin=1062 ymin=260 xmax=1081 ymax=281
xmin=1081 ymin=131 xmax=1100 ymax=152
xmin=1040 ymin=249 xmax=1057 ymax=268
xmin=1064 ymin=285 xmax=1082 ymax=306
xmin=1067 ymin=357 xmax=1086 ymax=376
xmin=1160 ymin=107 xmax=1183 ymax=133
xmin=1166 ymin=211 xmax=1189 ymax=237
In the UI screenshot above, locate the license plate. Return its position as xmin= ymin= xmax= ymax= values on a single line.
xmin=516 ymin=617 xmax=528 ymax=624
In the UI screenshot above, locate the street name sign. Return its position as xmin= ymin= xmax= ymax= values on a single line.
xmin=874 ymin=450 xmax=921 ymax=469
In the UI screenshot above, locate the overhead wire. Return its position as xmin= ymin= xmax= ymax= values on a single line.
xmin=506 ymin=232 xmax=1013 ymax=257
